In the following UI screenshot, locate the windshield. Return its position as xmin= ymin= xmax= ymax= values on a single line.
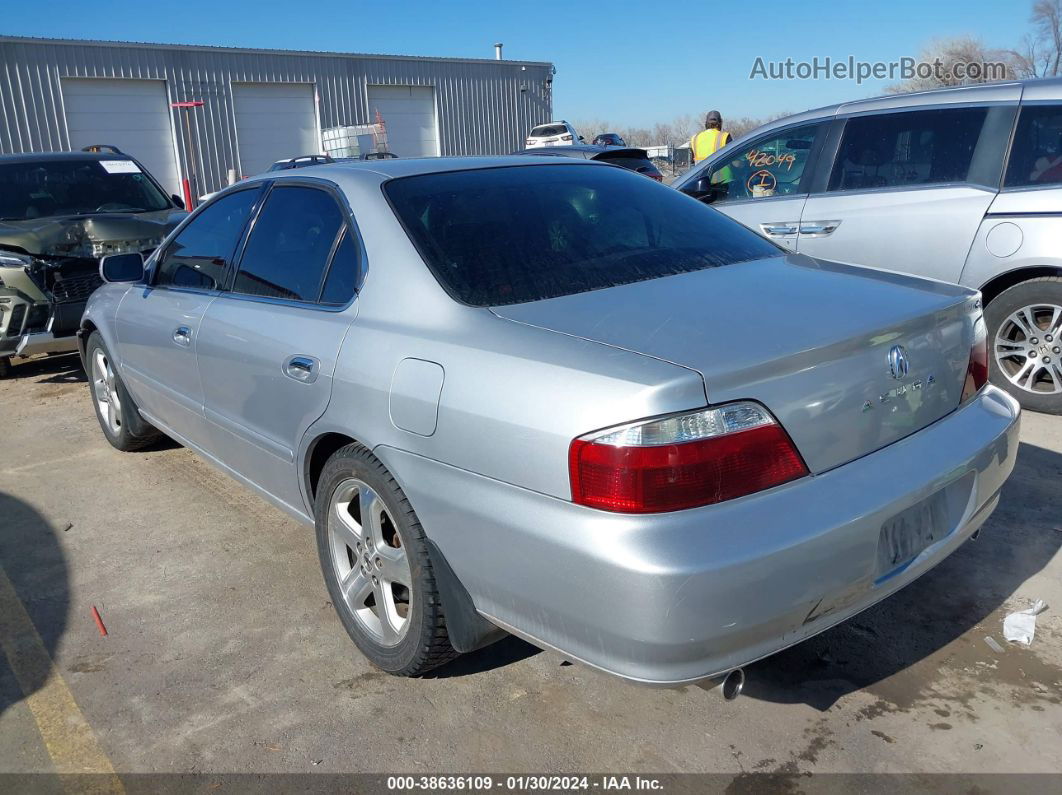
xmin=0 ymin=159 xmax=171 ymax=220
xmin=385 ymin=164 xmax=781 ymax=306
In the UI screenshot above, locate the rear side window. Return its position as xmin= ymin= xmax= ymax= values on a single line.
xmin=233 ymin=186 xmax=344 ymax=302
xmin=1005 ymin=105 xmax=1062 ymax=188
xmin=385 ymin=164 xmax=780 ymax=307
xmin=156 ymin=187 xmax=261 ymax=290
xmin=829 ymin=107 xmax=988 ymax=191
xmin=319 ymin=229 xmax=361 ymax=306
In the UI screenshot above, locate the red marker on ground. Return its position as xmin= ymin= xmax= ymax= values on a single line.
xmin=91 ymin=606 xmax=108 ymax=637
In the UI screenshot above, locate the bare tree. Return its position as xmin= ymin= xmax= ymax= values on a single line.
xmin=887 ymin=36 xmax=1014 ymax=93
xmin=1032 ymin=0 xmax=1062 ymax=75
xmin=1006 ymin=32 xmax=1054 ymax=77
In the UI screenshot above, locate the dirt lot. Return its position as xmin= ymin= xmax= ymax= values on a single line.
xmin=1 ymin=352 xmax=1060 ymax=784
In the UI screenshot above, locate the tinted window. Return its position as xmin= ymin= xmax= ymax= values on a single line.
xmin=707 ymin=124 xmax=823 ymax=202
xmin=156 ymin=188 xmax=261 ymax=289
xmin=320 ymin=229 xmax=361 ymax=306
xmin=0 ymin=158 xmax=170 ymax=221
xmin=385 ymin=164 xmax=780 ymax=307
xmin=233 ymin=186 xmax=344 ymax=302
xmin=532 ymin=125 xmax=567 ymax=137
xmin=830 ymin=107 xmax=987 ymax=191
xmin=1005 ymin=105 xmax=1062 ymax=188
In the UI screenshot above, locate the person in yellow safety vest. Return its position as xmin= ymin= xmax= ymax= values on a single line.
xmin=690 ymin=110 xmax=732 ymax=164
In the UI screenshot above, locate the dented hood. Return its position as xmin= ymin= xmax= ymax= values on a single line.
xmin=0 ymin=209 xmax=185 ymax=258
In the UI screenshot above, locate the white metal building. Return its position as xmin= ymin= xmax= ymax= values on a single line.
xmin=0 ymin=36 xmax=555 ymax=197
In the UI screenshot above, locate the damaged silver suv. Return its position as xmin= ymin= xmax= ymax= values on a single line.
xmin=0 ymin=149 xmax=187 ymax=376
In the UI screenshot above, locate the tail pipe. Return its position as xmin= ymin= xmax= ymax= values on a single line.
xmin=706 ymin=668 xmax=745 ymax=700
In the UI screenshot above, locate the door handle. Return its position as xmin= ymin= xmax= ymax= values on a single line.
xmin=760 ymin=222 xmax=798 ymax=237
xmin=284 ymin=355 xmax=319 ymax=384
xmin=172 ymin=325 xmax=192 ymax=347
xmin=799 ymin=220 xmax=841 ymax=237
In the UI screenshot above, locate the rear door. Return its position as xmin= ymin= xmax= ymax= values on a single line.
xmin=797 ymin=104 xmax=1015 ymax=282
xmin=196 ymin=181 xmax=362 ymax=512
xmin=115 ymin=185 xmax=263 ymax=446
xmin=689 ymin=121 xmax=830 ymax=251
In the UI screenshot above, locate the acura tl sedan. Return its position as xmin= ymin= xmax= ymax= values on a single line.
xmin=80 ymin=156 xmax=1020 ymax=692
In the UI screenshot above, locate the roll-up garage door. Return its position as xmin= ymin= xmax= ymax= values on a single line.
xmin=367 ymin=85 xmax=439 ymax=158
xmin=61 ymin=78 xmax=181 ymax=196
xmin=232 ymin=83 xmax=318 ymax=176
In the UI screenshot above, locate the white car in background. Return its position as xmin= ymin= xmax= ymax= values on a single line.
xmin=525 ymin=120 xmax=581 ymax=148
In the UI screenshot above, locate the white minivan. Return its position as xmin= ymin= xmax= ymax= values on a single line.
xmin=676 ymin=78 xmax=1062 ymax=415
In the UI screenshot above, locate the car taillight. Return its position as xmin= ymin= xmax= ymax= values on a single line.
xmin=569 ymin=402 xmax=809 ymax=513
xmin=561 ymin=134 xmax=573 ymax=141
xmin=961 ymin=317 xmax=989 ymax=403
xmin=526 ymin=139 xmax=534 ymax=145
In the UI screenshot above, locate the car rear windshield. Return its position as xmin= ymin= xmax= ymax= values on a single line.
xmin=0 ymin=159 xmax=171 ymax=220
xmin=385 ymin=164 xmax=781 ymax=306
xmin=531 ymin=125 xmax=567 ymax=137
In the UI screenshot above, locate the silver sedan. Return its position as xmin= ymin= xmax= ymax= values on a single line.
xmin=80 ymin=156 xmax=1020 ymax=692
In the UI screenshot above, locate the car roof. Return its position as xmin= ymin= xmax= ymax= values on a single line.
xmin=736 ymin=76 xmax=1061 ymax=143
xmin=232 ymin=155 xmax=600 ymax=190
xmin=0 ymin=151 xmax=138 ymax=164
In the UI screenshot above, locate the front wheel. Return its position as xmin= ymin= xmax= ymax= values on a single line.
xmin=85 ymin=331 xmax=159 ymax=450
xmin=314 ymin=444 xmax=458 ymax=676
xmin=985 ymin=276 xmax=1062 ymax=415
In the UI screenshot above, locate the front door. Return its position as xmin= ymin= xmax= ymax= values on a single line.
xmin=196 ymin=182 xmax=362 ymax=513
xmin=797 ymin=105 xmax=1013 ymax=282
xmin=685 ymin=121 xmax=829 ymax=251
xmin=115 ymin=186 xmax=263 ymax=445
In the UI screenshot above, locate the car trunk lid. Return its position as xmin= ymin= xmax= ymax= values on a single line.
xmin=491 ymin=254 xmax=980 ymax=474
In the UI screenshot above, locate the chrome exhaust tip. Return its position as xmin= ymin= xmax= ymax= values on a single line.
xmin=702 ymin=668 xmax=745 ymax=700
xmin=720 ymin=668 xmax=745 ymax=700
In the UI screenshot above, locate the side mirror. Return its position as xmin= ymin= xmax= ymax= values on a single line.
xmin=171 ymin=194 xmax=186 ymax=209
xmin=682 ymin=176 xmax=726 ymax=203
xmin=100 ymin=252 xmax=145 ymax=283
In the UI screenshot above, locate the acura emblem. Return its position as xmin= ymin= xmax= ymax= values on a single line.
xmin=888 ymin=345 xmax=910 ymax=380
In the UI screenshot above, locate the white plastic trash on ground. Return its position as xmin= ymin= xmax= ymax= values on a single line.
xmin=1002 ymin=600 xmax=1048 ymax=646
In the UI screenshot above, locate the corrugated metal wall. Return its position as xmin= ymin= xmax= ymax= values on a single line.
xmin=0 ymin=37 xmax=554 ymax=193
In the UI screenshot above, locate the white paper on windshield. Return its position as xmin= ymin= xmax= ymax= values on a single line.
xmin=99 ymin=160 xmax=141 ymax=174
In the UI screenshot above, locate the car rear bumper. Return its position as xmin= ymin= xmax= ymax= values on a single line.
xmin=377 ymin=386 xmax=1021 ymax=684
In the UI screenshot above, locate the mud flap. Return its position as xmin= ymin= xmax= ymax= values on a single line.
xmin=425 ymin=538 xmax=507 ymax=653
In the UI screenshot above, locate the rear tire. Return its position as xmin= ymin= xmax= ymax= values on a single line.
xmin=985 ymin=277 xmax=1062 ymax=415
xmin=314 ymin=444 xmax=458 ymax=676
xmin=85 ymin=331 xmax=159 ymax=451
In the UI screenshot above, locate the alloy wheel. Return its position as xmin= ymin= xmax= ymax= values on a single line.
xmin=328 ymin=478 xmax=413 ymax=647
xmin=994 ymin=303 xmax=1062 ymax=395
xmin=92 ymin=349 xmax=123 ymax=435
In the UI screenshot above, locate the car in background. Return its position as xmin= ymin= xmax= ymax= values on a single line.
xmin=592 ymin=133 xmax=626 ymax=147
xmin=267 ymin=154 xmax=335 ymax=172
xmin=525 ymin=121 xmax=581 ymax=148
xmin=81 ymin=156 xmax=1017 ymax=691
xmin=675 ymin=77 xmax=1062 ymax=415
xmin=512 ymin=144 xmax=663 ymax=181
xmin=0 ymin=148 xmax=186 ymax=378
xmin=360 ymin=152 xmax=399 ymax=160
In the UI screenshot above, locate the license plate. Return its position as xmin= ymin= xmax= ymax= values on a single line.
xmin=544 ymin=141 xmax=556 ymax=146
xmin=876 ymin=490 xmax=949 ymax=579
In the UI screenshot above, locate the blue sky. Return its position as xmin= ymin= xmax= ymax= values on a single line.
xmin=3 ymin=0 xmax=1034 ymax=127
